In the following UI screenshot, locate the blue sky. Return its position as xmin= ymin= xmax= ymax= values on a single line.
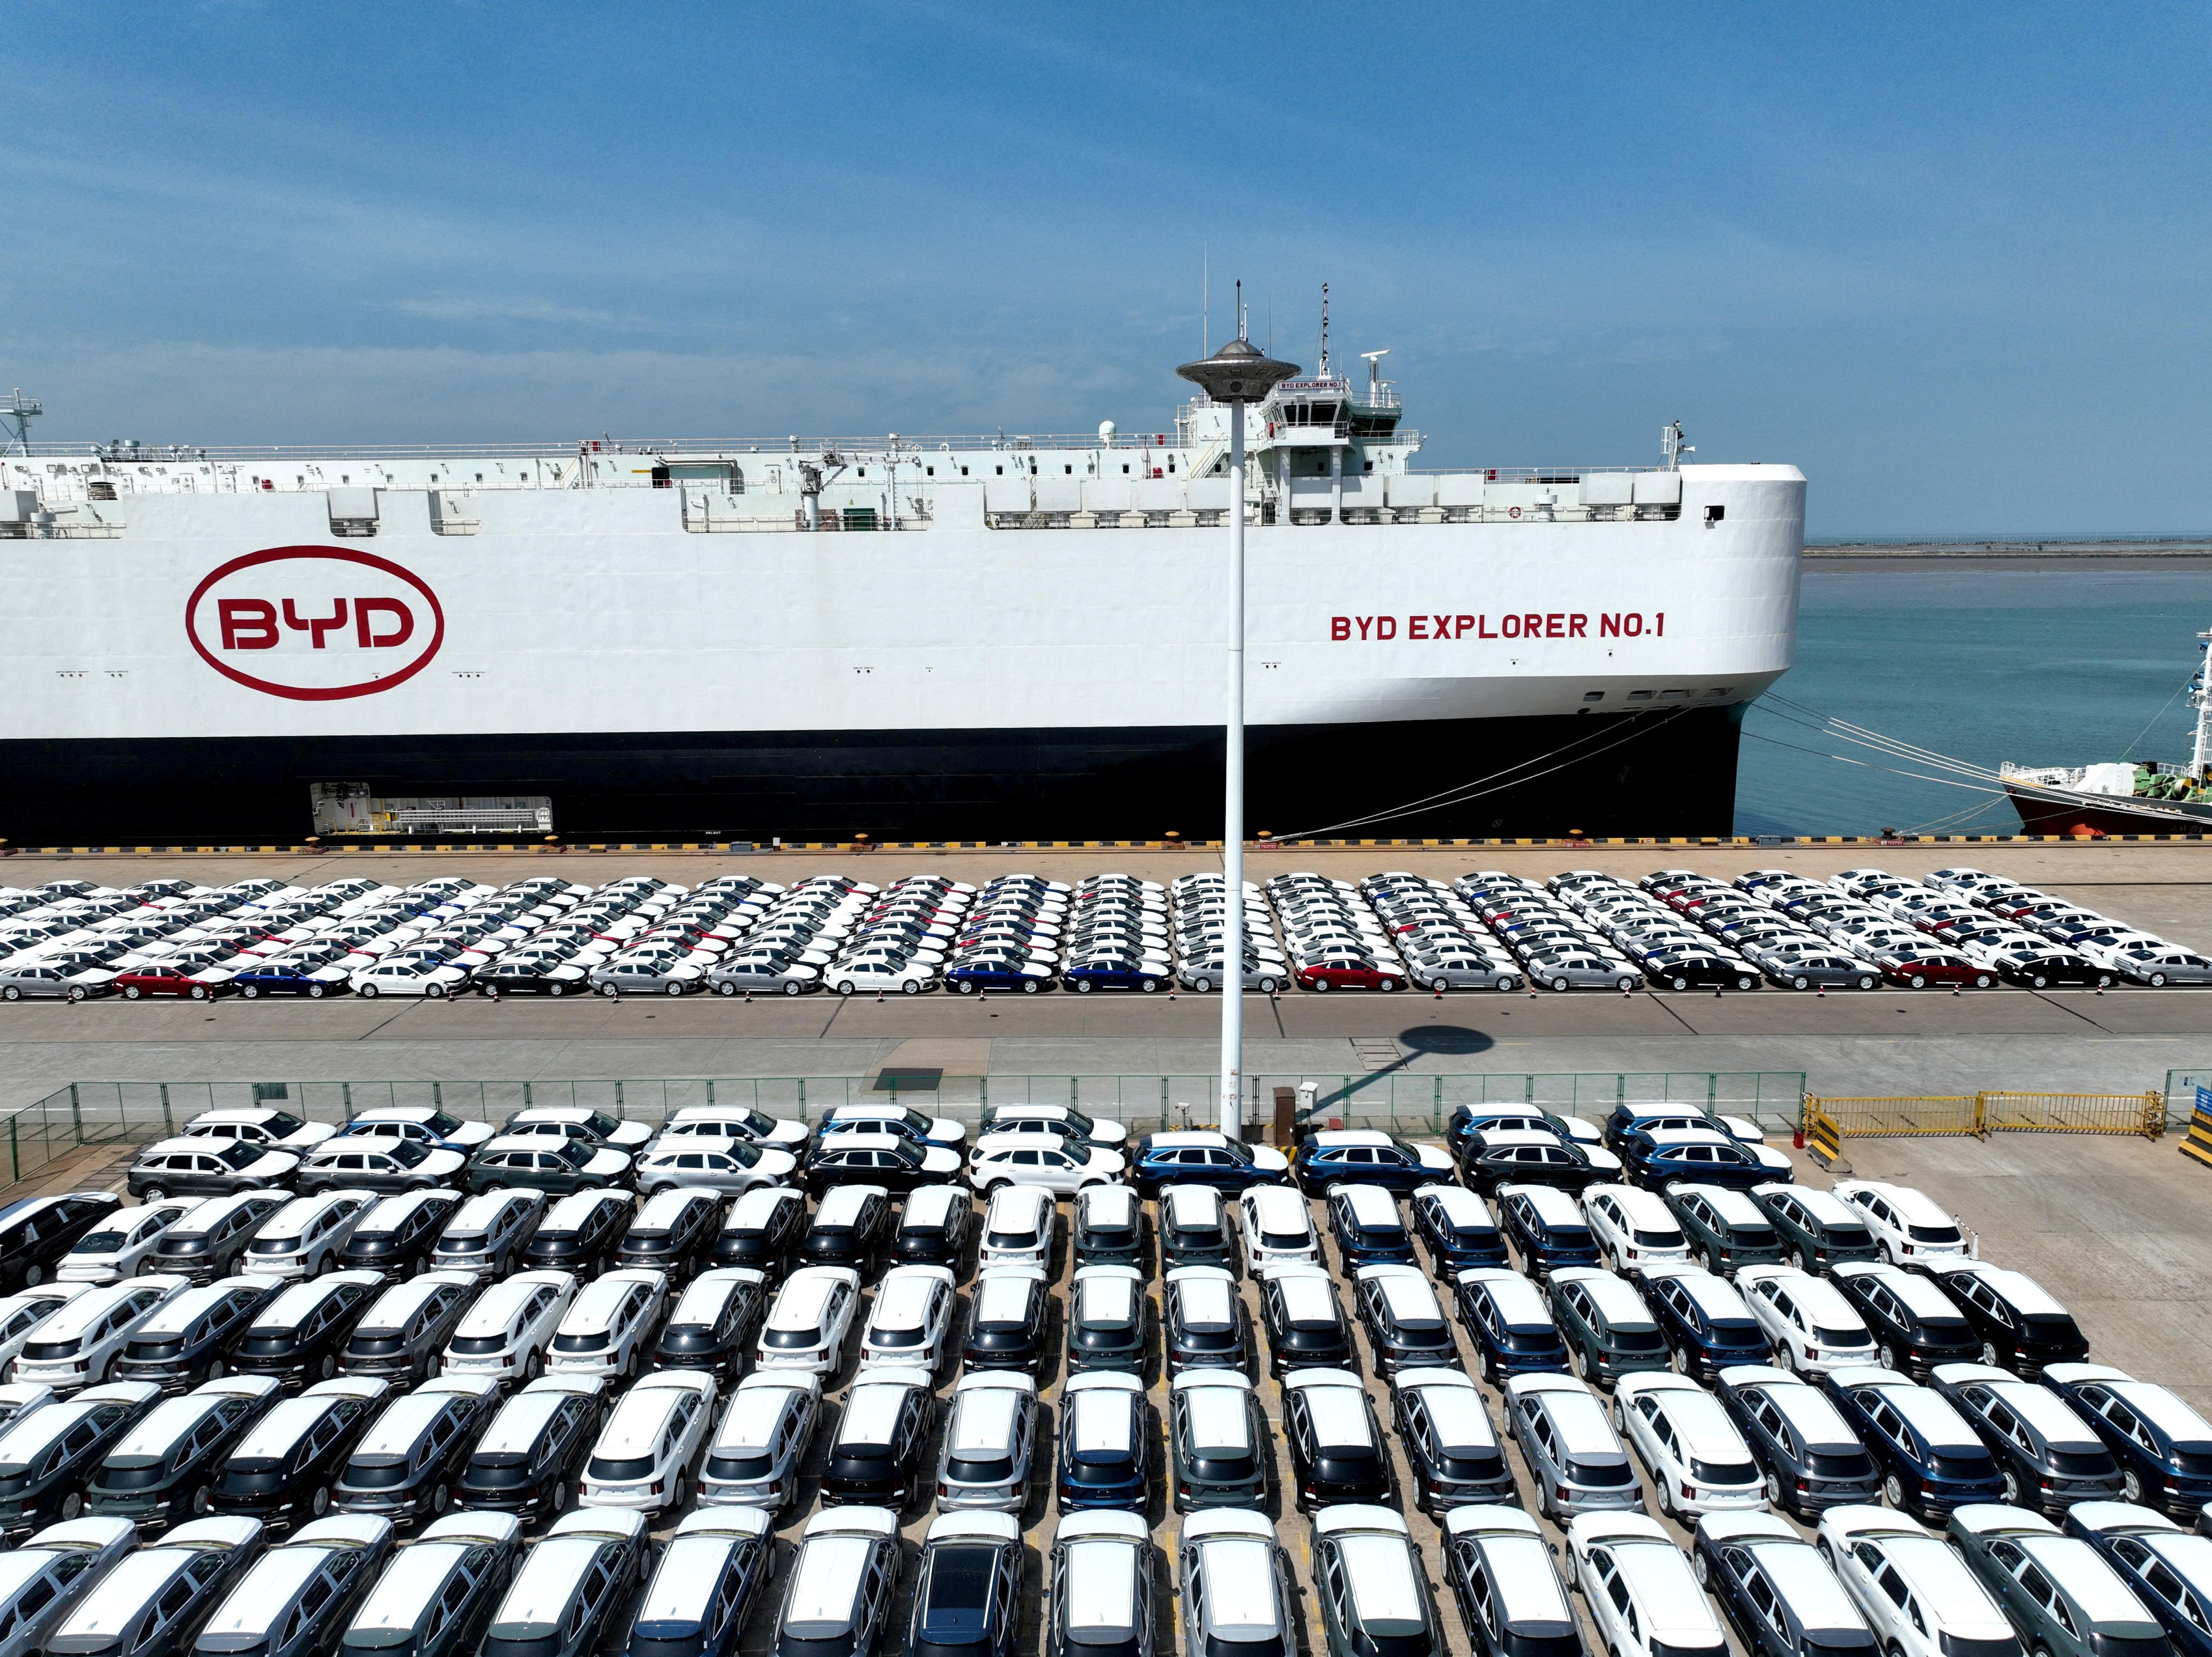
xmin=6 ymin=1 xmax=2207 ymax=534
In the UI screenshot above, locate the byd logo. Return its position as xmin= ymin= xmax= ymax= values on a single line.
xmin=185 ymin=547 xmax=445 ymax=701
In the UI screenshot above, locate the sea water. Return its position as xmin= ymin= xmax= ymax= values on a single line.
xmin=1734 ymin=563 xmax=2212 ymax=836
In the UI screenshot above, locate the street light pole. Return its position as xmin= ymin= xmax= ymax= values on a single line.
xmin=1176 ymin=321 xmax=1299 ymax=1142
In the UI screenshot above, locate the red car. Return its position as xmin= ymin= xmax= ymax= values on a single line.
xmin=113 ymin=964 xmax=224 ymax=1000
xmin=1296 ymin=962 xmax=1405 ymax=992
xmin=1878 ymin=952 xmax=1995 ymax=989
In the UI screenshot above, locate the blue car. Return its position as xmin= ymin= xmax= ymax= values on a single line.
xmin=2042 ymin=1364 xmax=2212 ymax=1520
xmin=1622 ymin=1130 xmax=1775 ymax=1193
xmin=1292 ymin=1130 xmax=1457 ymax=1197
xmin=1454 ymin=1268 xmax=1571 ymax=1383
xmin=1444 ymin=1104 xmax=1594 ymax=1164
xmin=1128 ymin=1130 xmax=1292 ymax=1198
xmin=1819 ymin=1364 xmax=2008 ymax=1521
xmin=1061 ymin=960 xmax=1169 ymax=993
xmin=1639 ymin=1267 xmax=1775 ymax=1382
xmin=228 ymin=953 xmax=353 ymax=998
xmin=1494 ymin=1183 xmax=1602 ymax=1280
xmin=1326 ymin=1184 xmax=1416 ymax=1269
xmin=2065 ymin=1503 xmax=2212 ymax=1657
xmin=1409 ymin=1186 xmax=1509 ymax=1274
xmin=945 ymin=961 xmax=1050 ymax=994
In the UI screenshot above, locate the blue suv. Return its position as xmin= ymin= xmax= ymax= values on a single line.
xmin=2042 ymin=1364 xmax=2212 ymax=1519
xmin=1820 ymin=1365 xmax=2007 ymax=1521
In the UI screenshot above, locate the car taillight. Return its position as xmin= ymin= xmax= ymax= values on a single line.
xmin=1682 ymin=1480 xmax=1697 ymax=1499
xmin=1796 ymin=1477 xmax=1811 ymax=1492
xmin=648 ymin=1480 xmax=664 ymax=1494
xmin=1555 ymin=1485 xmax=1570 ymax=1501
xmin=1804 ymin=1346 xmax=1820 ymax=1361
xmin=1902 ymin=1244 xmax=1914 ymax=1255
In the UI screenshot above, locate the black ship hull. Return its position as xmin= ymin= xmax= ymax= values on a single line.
xmin=0 ymin=706 xmax=1745 ymax=845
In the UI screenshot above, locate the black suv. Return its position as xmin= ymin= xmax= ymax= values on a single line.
xmin=233 ymin=1274 xmax=383 ymax=1391
xmin=339 ymin=1189 xmax=464 ymax=1278
xmin=519 ymin=1190 xmax=634 ymax=1275
xmin=616 ymin=1190 xmax=723 ymax=1285
xmin=211 ymin=1376 xmax=389 ymax=1528
xmin=1830 ymin=1263 xmax=1980 ymax=1379
xmin=0 ymin=1191 xmax=125 ymax=1291
xmin=455 ymin=1377 xmax=604 ymax=1520
xmin=714 ymin=1187 xmax=807 ymax=1277
xmin=1257 ymin=1265 xmax=1355 ymax=1376
xmin=333 ymin=1377 xmax=502 ymax=1527
xmin=86 ymin=1375 xmax=281 ymax=1530
xmin=799 ymin=1188 xmax=892 ymax=1271
xmin=113 ymin=1278 xmax=283 ymax=1393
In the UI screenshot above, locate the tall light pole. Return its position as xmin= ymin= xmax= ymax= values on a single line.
xmin=1176 ymin=326 xmax=1299 ymax=1139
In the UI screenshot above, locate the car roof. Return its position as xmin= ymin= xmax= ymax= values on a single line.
xmin=816 ymin=1186 xmax=885 ymax=1227
xmin=1164 ymin=1186 xmax=1223 ymax=1227
xmin=1505 ymin=1184 xmax=1585 ymax=1224
xmin=1070 ymin=1386 xmax=1137 ymax=1455
xmin=769 ymin=1271 xmax=851 ymax=1331
xmin=1337 ymin=1185 xmax=1401 ymax=1227
xmin=949 ymin=1385 xmax=1022 ymax=1454
xmin=902 ymin=1186 xmax=964 ymax=1228
xmin=1190 ymin=1534 xmax=1280 ymax=1635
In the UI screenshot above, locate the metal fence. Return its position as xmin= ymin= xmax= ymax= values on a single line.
xmin=0 ymin=1070 xmax=1805 ymax=1188
xmin=1806 ymin=1091 xmax=2166 ymax=1146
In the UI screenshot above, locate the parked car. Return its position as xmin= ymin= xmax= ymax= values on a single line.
xmin=697 ymin=1371 xmax=819 ymax=1516
xmin=1071 ymin=1183 xmax=1145 ymax=1270
xmin=1283 ymin=1368 xmax=1391 ymax=1512
xmin=1929 ymin=1362 xmax=2124 ymax=1513
xmin=934 ymin=1371 xmax=1037 ymax=1512
xmin=1817 ymin=1506 xmax=2023 ymax=1657
xmin=462 ymin=1135 xmax=631 ymax=1197
xmin=1736 ymin=1264 xmax=1881 ymax=1375
xmin=1565 ymin=1512 xmax=1730 ymax=1657
xmin=1503 ymin=1372 xmax=1640 ymax=1520
xmin=2063 ymin=1501 xmax=2212 ymax=1657
xmin=229 ymin=1273 xmax=382 ymax=1391
xmin=455 ymin=1375 xmax=605 ymax=1521
xmin=1613 ymin=1370 xmax=1765 ymax=1518
xmin=627 ymin=1506 xmax=775 ymax=1657
xmin=1257 ymin=1263 xmax=1354 ymax=1377
xmin=1582 ymin=1184 xmax=1695 ymax=1276
xmin=57 ymin=1200 xmax=203 ymax=1285
xmin=129 ymin=1140 xmax=299 ymax=1202
xmin=1128 ymin=1131 xmax=1290 ymax=1198
xmin=331 ymin=1375 xmax=500 ymax=1526
xmin=240 ymin=1191 xmax=379 ymax=1281
xmin=615 ymin=1189 xmax=723 ymax=1283
xmin=112 ymin=1278 xmax=283 ymax=1393
xmin=755 ymin=1266 xmax=860 ymax=1377
xmin=1665 ymin=1183 xmax=1788 ymax=1276
xmin=1294 ymin=1131 xmax=1457 ymax=1198
xmin=578 ymin=1369 xmax=716 ymax=1514
xmin=339 ymin=1273 xmax=480 ymax=1384
xmin=2040 ymin=1365 xmax=2212 ymax=1518
xmin=1045 ymin=1511 xmax=1157 ymax=1657
xmin=439 ymin=1270 xmax=575 ymax=1387
xmin=1750 ymin=1184 xmax=1883 ymax=1274
xmin=1162 ymin=1265 xmax=1247 ymax=1375
xmin=771 ymin=1507 xmax=901 ymax=1657
xmin=481 ymin=1506 xmax=648 ymax=1657
xmin=1057 ymin=1371 xmax=1149 ymax=1513
xmin=339 ymin=1188 xmax=464 ymax=1278
xmin=964 ymin=1265 xmax=1051 ymax=1372
xmin=148 ymin=1194 xmax=288 ymax=1285
xmin=0 ymin=1512 xmax=140 ymax=1657
xmin=713 ymin=1186 xmax=807 ymax=1277
xmin=1919 ymin=1259 xmax=2091 ymax=1376
xmin=209 ymin=1376 xmax=389 ymax=1528
xmin=1712 ymin=1363 xmax=1883 ymax=1517
xmin=1641 ymin=1264 xmax=1776 ymax=1380
xmin=1948 ymin=1504 xmax=2167 ymax=1657
xmin=518 ymin=1189 xmax=633 ymax=1276
xmin=799 ymin=1185 xmax=893 ymax=1272
xmin=895 ymin=1185 xmax=976 ymax=1268
xmin=970 ymin=1135 xmax=1125 ymax=1196
xmin=39 ymin=1513 xmax=268 ymax=1654
xmin=1820 ymin=1366 xmax=2008 ymax=1521
xmin=1311 ymin=1505 xmax=1443 ymax=1657
xmin=1325 ymin=1184 xmax=1416 ymax=1268
xmin=805 ymin=1134 xmax=963 ymax=1198
xmin=1692 ymin=1511 xmax=1876 ymax=1657
xmin=1176 ymin=1511 xmax=1295 ymax=1657
xmin=1065 ymin=1265 xmax=1147 ymax=1375
xmin=1394 ymin=1368 xmax=1516 ymax=1513
xmin=1158 ymin=1185 xmax=1236 ymax=1271
xmin=426 ymin=1189 xmax=545 ymax=1282
xmin=1830 ymin=1181 xmax=1969 ymax=1267
xmin=1442 ymin=1505 xmax=1578 ymax=1657
xmin=1462 ymin=1131 xmax=1618 ymax=1198
xmin=1830 ymin=1262 xmax=1981 ymax=1378
xmin=1496 ymin=1183 xmax=1604 ymax=1279
xmin=12 ymin=1276 xmax=190 ymax=1393
xmin=1410 ymin=1184 xmax=1509 ymax=1274
xmin=1547 ymin=1265 xmax=1673 ymax=1389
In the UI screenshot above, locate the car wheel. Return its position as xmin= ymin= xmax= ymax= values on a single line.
xmin=123 ymin=985 xmax=143 ymax=1000
xmin=1692 ymin=1545 xmax=1709 ymax=1585
xmin=1980 ymin=1339 xmax=2002 ymax=1366
xmin=2096 ymin=974 xmax=2113 ymax=988
xmin=189 ymin=984 xmax=210 ymax=1000
xmin=310 ymin=1485 xmax=331 ymax=1518
xmin=309 ymin=983 xmax=327 ymax=998
xmin=0 ymin=986 xmax=17 ymax=1001
xmin=1764 ymin=1468 xmax=1785 ymax=1510
xmin=599 ymin=983 xmax=620 ymax=997
xmin=319 ymin=1352 xmax=337 ymax=1379
xmin=359 ymin=984 xmax=379 ymax=999
xmin=1878 ymin=1342 xmax=1901 ymax=1371
xmin=901 ymin=980 xmax=922 ymax=995
xmin=1908 ymin=974 xmax=1927 ymax=989
xmin=1552 ymin=976 xmax=1570 ymax=992
xmin=956 ymin=980 xmax=977 ymax=995
xmin=1792 ymin=975 xmax=1810 ymax=992
xmin=2001 ymin=1467 xmax=2021 ymax=1504
xmin=191 ymin=1483 xmax=212 ymax=1515
xmin=525 ymin=1350 xmax=543 ymax=1381
xmin=1787 ymin=1246 xmax=1806 ymax=1271
xmin=1670 ymin=1344 xmax=1691 ymax=1376
xmin=2150 ymin=973 xmax=2167 ymax=988
xmin=2030 ymin=974 xmax=2048 ymax=989
xmin=836 ymin=980 xmax=857 ymax=996
xmin=1884 ymin=1471 xmax=1906 ymax=1507
xmin=1191 ymin=978 xmax=1211 ymax=994
xmin=139 ymin=1187 xmax=167 ymax=1203
xmin=1259 ymin=976 xmax=1281 ymax=994
xmin=1857 ymin=976 xmax=1877 ymax=991
xmin=1141 ymin=979 xmax=1160 ymax=993
xmin=240 ymin=984 xmax=260 ymax=999
xmin=431 ymin=1480 xmax=451 ymax=1515
xmin=1973 ymin=974 xmax=1993 ymax=989
xmin=668 ymin=982 xmax=689 ymax=997
xmin=1670 ymin=976 xmax=1689 ymax=992
xmin=716 ymin=981 xmax=738 ymax=996
xmin=58 ymin=1489 xmax=83 ymax=1521
xmin=2123 ymin=1466 xmax=2143 ymax=1503
xmin=1311 ymin=978 xmax=1330 ymax=993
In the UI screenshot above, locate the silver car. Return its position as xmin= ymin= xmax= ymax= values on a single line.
xmin=706 ymin=958 xmax=820 ymax=996
xmin=2106 ymin=944 xmax=2212 ymax=986
xmin=589 ymin=955 xmax=706 ymax=996
xmin=1523 ymin=952 xmax=1643 ymax=992
xmin=1174 ymin=960 xmax=1288 ymax=994
xmin=0 ymin=960 xmax=110 ymax=1001
xmin=933 ymin=1371 xmax=1037 ymax=1510
xmin=1403 ymin=950 xmax=1522 ymax=992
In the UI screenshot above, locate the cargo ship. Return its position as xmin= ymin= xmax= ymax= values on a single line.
xmin=0 ymin=354 xmax=1806 ymax=844
xmin=2002 ymin=625 xmax=2212 ymax=836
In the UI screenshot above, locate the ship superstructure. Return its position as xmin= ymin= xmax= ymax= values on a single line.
xmin=0 ymin=359 xmax=1805 ymax=843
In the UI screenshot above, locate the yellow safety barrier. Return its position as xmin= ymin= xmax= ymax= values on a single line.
xmin=2181 ymin=1086 xmax=2212 ymax=1170
xmin=1805 ymin=1106 xmax=1843 ymax=1164
xmin=1804 ymin=1092 xmax=2166 ymax=1142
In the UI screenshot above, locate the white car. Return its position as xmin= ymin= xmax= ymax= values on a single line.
xmin=1816 ymin=1505 xmax=2016 ymax=1657
xmin=57 ymin=1200 xmax=203 ymax=1284
xmin=825 ymin=958 xmax=937 ymax=995
xmin=633 ymin=1136 xmax=799 ymax=1197
xmin=653 ymin=1107 xmax=810 ymax=1153
xmin=351 ymin=958 xmax=471 ymax=999
xmin=977 ymin=1104 xmax=1128 ymax=1149
xmin=1831 ymin=1181 xmax=1970 ymax=1265
xmin=577 ymin=1369 xmax=717 ymax=1513
xmin=858 ymin=1266 xmax=958 ymax=1373
xmin=0 ymin=1287 xmax=90 ymax=1379
xmin=345 ymin=1107 xmax=496 ymax=1150
xmin=1734 ymin=1265 xmax=1879 ymax=1374
xmin=9 ymin=1275 xmax=187 ymax=1391
xmin=1581 ymin=1185 xmax=1694 ymax=1276
xmin=1612 ymin=1372 xmax=1766 ymax=1517
xmin=439 ymin=1270 xmax=577 ymax=1385
xmin=1239 ymin=1186 xmax=1321 ymax=1270
xmin=547 ymin=1268 xmax=668 ymax=1382
xmin=969 ymin=1134 xmax=1125 ymax=1195
xmin=1565 ymin=1512 xmax=1731 ymax=1657
xmin=240 ymin=1190 xmax=379 ymax=1280
xmin=755 ymin=1267 xmax=861 ymax=1376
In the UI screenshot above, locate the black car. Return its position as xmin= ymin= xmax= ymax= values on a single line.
xmin=1711 ymin=1365 xmax=1882 ymax=1517
xmin=455 ymin=1377 xmax=605 ymax=1519
xmin=799 ymin=1186 xmax=893 ymax=1271
xmin=1258 ymin=1264 xmax=1355 ymax=1376
xmin=907 ymin=1513 xmax=1024 ymax=1657
xmin=1168 ymin=1372 xmax=1269 ymax=1511
xmin=333 ymin=1377 xmax=502 ymax=1526
xmin=1695 ymin=1518 xmax=1878 ymax=1657
xmin=211 ymin=1376 xmax=389 ymax=1528
xmin=894 ymin=1186 xmax=976 ymax=1268
xmin=0 ymin=1379 xmax=162 ymax=1536
xmin=651 ymin=1268 xmax=768 ymax=1380
xmin=1065 ymin=1266 xmax=1149 ymax=1375
xmin=1442 ymin=1508 xmax=1579 ymax=1657
xmin=1749 ymin=1185 xmax=1882 ymax=1274
xmin=805 ymin=1135 xmax=962 ymax=1198
xmin=1158 ymin=1187 xmax=1236 ymax=1271
xmin=1495 ymin=1185 xmax=1603 ymax=1279
xmin=1444 ymin=1105 xmax=1591 ymax=1167
xmin=1927 ymin=1363 xmax=2123 ymax=1513
xmin=1394 ymin=1373 xmax=1516 ymax=1514
xmin=1640 ymin=1268 xmax=1774 ymax=1382
xmin=42 ymin=1510 xmax=268 ymax=1656
xmin=470 ymin=959 xmax=590 ymax=995
xmin=714 ymin=1187 xmax=808 ymax=1277
xmin=1996 ymin=951 xmax=2114 ymax=989
xmin=519 ymin=1189 xmax=634 ymax=1275
xmin=150 ymin=1193 xmax=291 ymax=1285
xmin=1641 ymin=951 xmax=1760 ymax=992
xmin=819 ymin=1371 xmax=934 ymax=1506
xmin=1920 ymin=1261 xmax=2090 ymax=1376
xmin=964 ymin=1267 xmax=1051 ymax=1372
xmin=1409 ymin=1185 xmax=1509 ymax=1275
xmin=1163 ymin=1266 xmax=1249 ymax=1373
xmin=1830 ymin=1263 xmax=1981 ymax=1379
xmin=1544 ymin=1268 xmax=1672 ymax=1389
xmin=1664 ymin=1184 xmax=1787 ymax=1277
xmin=1602 ymin=1105 xmax=1726 ymax=1156
xmin=232 ymin=1273 xmax=383 ymax=1391
xmin=1282 ymin=1372 xmax=1391 ymax=1511
xmin=1326 ymin=1184 xmax=1417 ymax=1269
xmin=340 ymin=1189 xmax=465 ymax=1278
xmin=87 ymin=1375 xmax=284 ymax=1530
xmin=1071 ymin=1186 xmax=1147 ymax=1271
xmin=339 ymin=1275 xmax=480 ymax=1384
xmin=1461 ymin=1133 xmax=1613 ymax=1198
xmin=616 ymin=1189 xmax=723 ymax=1285
xmin=0 ymin=1191 xmax=125 ymax=1291
xmin=114 ymin=1278 xmax=285 ymax=1392
xmin=1454 ymin=1269 xmax=1569 ymax=1383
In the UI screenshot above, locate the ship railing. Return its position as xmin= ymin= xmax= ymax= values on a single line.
xmin=0 ymin=520 xmax=124 ymax=538
xmin=10 ymin=432 xmax=1203 ymax=462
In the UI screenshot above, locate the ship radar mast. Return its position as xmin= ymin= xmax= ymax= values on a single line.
xmin=3 ymin=389 xmax=41 ymax=455
xmin=1662 ymin=420 xmax=1693 ymax=470
xmin=1317 ymin=283 xmax=1330 ymax=378
xmin=1360 ymin=349 xmax=1389 ymax=398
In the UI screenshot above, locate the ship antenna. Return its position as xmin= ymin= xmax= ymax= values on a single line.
xmin=2 ymin=389 xmax=41 ymax=455
xmin=2194 ymin=628 xmax=2212 ymax=779
xmin=1318 ymin=283 xmax=1329 ymax=378
xmin=1202 ymin=244 xmax=1209 ymax=358
xmin=1235 ymin=279 xmax=1245 ymax=342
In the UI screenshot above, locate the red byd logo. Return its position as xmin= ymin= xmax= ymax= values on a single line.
xmin=185 ymin=546 xmax=445 ymax=701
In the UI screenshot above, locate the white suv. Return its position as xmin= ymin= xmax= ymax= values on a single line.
xmin=969 ymin=1135 xmax=1125 ymax=1196
xmin=439 ymin=1271 xmax=576 ymax=1385
xmin=1612 ymin=1372 xmax=1766 ymax=1517
xmin=1239 ymin=1187 xmax=1321 ymax=1270
xmin=57 ymin=1201 xmax=202 ymax=1284
xmin=755 ymin=1268 xmax=860 ymax=1376
xmin=1581 ymin=1186 xmax=1694 ymax=1275
xmin=1566 ymin=1513 xmax=1730 ymax=1657
xmin=580 ymin=1370 xmax=717 ymax=1513
xmin=10 ymin=1276 xmax=187 ymax=1392
xmin=858 ymin=1267 xmax=957 ymax=1373
xmin=547 ymin=1269 xmax=667 ymax=1382
xmin=1735 ymin=1265 xmax=1879 ymax=1374
xmin=1831 ymin=1182 xmax=1970 ymax=1266
xmin=1817 ymin=1505 xmax=2018 ymax=1657
xmin=239 ymin=1191 xmax=379 ymax=1280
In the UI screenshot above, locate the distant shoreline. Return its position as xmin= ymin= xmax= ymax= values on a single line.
xmin=1807 ymin=539 xmax=2212 ymax=560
